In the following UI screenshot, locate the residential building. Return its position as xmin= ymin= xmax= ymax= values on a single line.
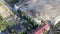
xmin=32 ymin=23 xmax=50 ymax=34
xmin=14 ymin=0 xmax=30 ymax=10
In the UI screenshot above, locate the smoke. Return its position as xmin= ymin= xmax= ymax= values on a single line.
xmin=22 ymin=0 xmax=60 ymax=20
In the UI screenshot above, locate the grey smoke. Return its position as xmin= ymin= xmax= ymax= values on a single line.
xmin=22 ymin=0 xmax=60 ymax=20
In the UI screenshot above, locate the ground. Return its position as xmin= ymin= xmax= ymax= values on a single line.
xmin=0 ymin=0 xmax=13 ymax=19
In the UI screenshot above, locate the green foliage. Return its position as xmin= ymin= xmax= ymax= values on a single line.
xmin=55 ymin=32 xmax=60 ymax=34
xmin=18 ymin=32 xmax=23 ymax=34
xmin=55 ymin=22 xmax=60 ymax=28
xmin=21 ymin=11 xmax=25 ymax=17
xmin=43 ymin=30 xmax=48 ymax=34
xmin=0 ymin=15 xmax=7 ymax=31
xmin=17 ymin=10 xmax=38 ymax=31
xmin=18 ymin=28 xmax=27 ymax=34
xmin=6 ymin=19 xmax=16 ymax=27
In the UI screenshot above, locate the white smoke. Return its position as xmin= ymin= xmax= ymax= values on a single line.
xmin=22 ymin=0 xmax=60 ymax=20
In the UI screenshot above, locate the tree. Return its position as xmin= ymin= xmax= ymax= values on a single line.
xmin=0 ymin=15 xmax=7 ymax=32
xmin=17 ymin=10 xmax=38 ymax=31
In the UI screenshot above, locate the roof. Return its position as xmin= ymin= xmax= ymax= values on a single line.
xmin=33 ymin=23 xmax=50 ymax=34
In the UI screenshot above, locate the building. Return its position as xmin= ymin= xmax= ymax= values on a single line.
xmin=14 ymin=0 xmax=30 ymax=10
xmin=32 ymin=23 xmax=50 ymax=34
